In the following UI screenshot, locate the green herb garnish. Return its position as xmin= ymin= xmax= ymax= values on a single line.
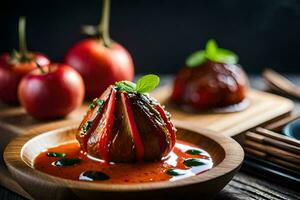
xmin=115 ymin=81 xmax=136 ymax=92
xmin=82 ymin=121 xmax=92 ymax=134
xmin=166 ymin=169 xmax=186 ymax=176
xmin=136 ymin=74 xmax=160 ymax=93
xmin=53 ymin=158 xmax=81 ymax=167
xmin=47 ymin=152 xmax=66 ymax=158
xmin=79 ymin=171 xmax=110 ymax=181
xmin=89 ymin=98 xmax=105 ymax=110
xmin=186 ymin=39 xmax=238 ymax=67
xmin=183 ymin=158 xmax=205 ymax=167
xmin=165 ymin=110 xmax=172 ymax=119
xmin=185 ymin=51 xmax=206 ymax=67
xmin=115 ymin=74 xmax=160 ymax=94
xmin=185 ymin=149 xmax=203 ymax=155
xmin=210 ymin=48 xmax=238 ymax=64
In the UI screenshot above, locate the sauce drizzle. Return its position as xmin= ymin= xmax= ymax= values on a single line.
xmin=34 ymin=140 xmax=213 ymax=184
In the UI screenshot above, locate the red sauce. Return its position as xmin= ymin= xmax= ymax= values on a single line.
xmin=34 ymin=140 xmax=213 ymax=184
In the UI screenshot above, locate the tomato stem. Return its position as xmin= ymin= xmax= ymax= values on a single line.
xmin=98 ymin=0 xmax=111 ymax=47
xmin=36 ymin=62 xmax=45 ymax=74
xmin=18 ymin=17 xmax=28 ymax=58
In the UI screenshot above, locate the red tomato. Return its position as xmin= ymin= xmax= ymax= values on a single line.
xmin=64 ymin=38 xmax=134 ymax=99
xmin=0 ymin=53 xmax=50 ymax=104
xmin=18 ymin=64 xmax=85 ymax=120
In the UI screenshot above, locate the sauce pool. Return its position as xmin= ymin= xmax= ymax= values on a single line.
xmin=34 ymin=140 xmax=213 ymax=184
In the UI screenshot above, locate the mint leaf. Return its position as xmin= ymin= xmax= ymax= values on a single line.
xmin=186 ymin=39 xmax=239 ymax=67
xmin=114 ymin=74 xmax=160 ymax=93
xmin=213 ymin=48 xmax=238 ymax=64
xmin=115 ymin=81 xmax=136 ymax=92
xmin=205 ymin=39 xmax=218 ymax=59
xmin=186 ymin=50 xmax=206 ymax=67
xmin=136 ymin=74 xmax=160 ymax=93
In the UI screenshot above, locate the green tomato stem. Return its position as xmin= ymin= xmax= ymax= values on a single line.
xmin=98 ymin=0 xmax=111 ymax=47
xmin=18 ymin=17 xmax=28 ymax=57
xmin=36 ymin=62 xmax=45 ymax=74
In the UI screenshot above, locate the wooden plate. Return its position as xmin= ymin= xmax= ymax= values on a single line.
xmin=4 ymin=121 xmax=244 ymax=200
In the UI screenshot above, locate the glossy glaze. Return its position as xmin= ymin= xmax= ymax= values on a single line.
xmin=77 ymin=87 xmax=176 ymax=163
xmin=172 ymin=60 xmax=249 ymax=111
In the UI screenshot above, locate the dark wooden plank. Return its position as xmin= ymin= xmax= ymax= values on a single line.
xmin=216 ymin=172 xmax=300 ymax=200
xmin=0 ymin=186 xmax=25 ymax=200
xmin=1 ymin=172 xmax=299 ymax=200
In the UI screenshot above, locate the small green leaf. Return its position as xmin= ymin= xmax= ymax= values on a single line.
xmin=47 ymin=152 xmax=66 ymax=158
xmin=185 ymin=149 xmax=203 ymax=155
xmin=183 ymin=158 xmax=205 ymax=167
xmin=53 ymin=158 xmax=81 ymax=167
xmin=186 ymin=39 xmax=239 ymax=66
xmin=136 ymin=74 xmax=160 ymax=93
xmin=186 ymin=50 xmax=206 ymax=67
xmin=205 ymin=39 xmax=218 ymax=58
xmin=82 ymin=121 xmax=92 ymax=134
xmin=165 ymin=110 xmax=172 ymax=119
xmin=115 ymin=81 xmax=136 ymax=92
xmin=166 ymin=169 xmax=187 ymax=176
xmin=89 ymin=98 xmax=105 ymax=109
xmin=213 ymin=48 xmax=238 ymax=64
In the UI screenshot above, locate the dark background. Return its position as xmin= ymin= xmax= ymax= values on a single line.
xmin=1 ymin=0 xmax=300 ymax=74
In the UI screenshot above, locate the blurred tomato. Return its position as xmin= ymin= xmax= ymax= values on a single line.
xmin=18 ymin=64 xmax=85 ymax=120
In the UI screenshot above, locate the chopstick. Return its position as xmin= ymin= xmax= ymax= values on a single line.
xmin=246 ymin=131 xmax=300 ymax=154
xmin=244 ymin=140 xmax=300 ymax=164
xmin=255 ymin=127 xmax=300 ymax=147
xmin=244 ymin=147 xmax=300 ymax=171
xmin=264 ymin=113 xmax=300 ymax=132
xmin=263 ymin=68 xmax=300 ymax=99
xmin=244 ymin=112 xmax=300 ymax=172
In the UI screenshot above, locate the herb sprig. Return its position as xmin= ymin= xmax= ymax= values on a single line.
xmin=115 ymin=74 xmax=160 ymax=94
xmin=186 ymin=39 xmax=238 ymax=67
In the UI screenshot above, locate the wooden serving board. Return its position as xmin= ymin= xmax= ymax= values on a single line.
xmin=151 ymin=85 xmax=294 ymax=140
xmin=0 ymin=86 xmax=293 ymax=199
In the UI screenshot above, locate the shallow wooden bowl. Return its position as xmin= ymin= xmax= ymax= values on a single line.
xmin=4 ymin=121 xmax=244 ymax=200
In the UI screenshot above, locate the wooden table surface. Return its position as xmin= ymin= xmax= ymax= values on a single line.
xmin=1 ymin=75 xmax=300 ymax=200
